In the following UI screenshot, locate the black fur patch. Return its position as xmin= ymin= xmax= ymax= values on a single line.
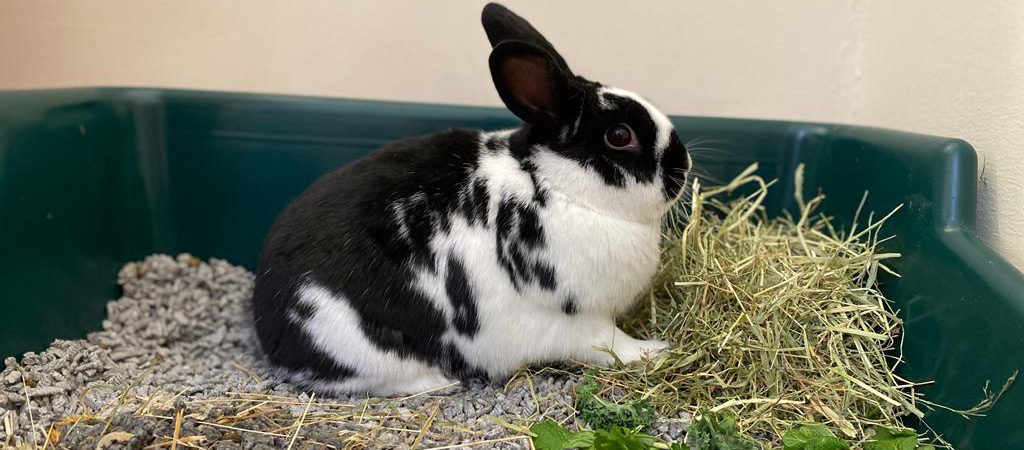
xmin=460 ymin=179 xmax=491 ymax=226
xmin=516 ymin=199 xmax=544 ymax=248
xmin=519 ymin=159 xmax=548 ymax=205
xmin=445 ymin=253 xmax=480 ymax=337
xmin=535 ymin=262 xmax=557 ymax=290
xmin=290 ymin=301 xmax=316 ymax=320
xmin=485 ymin=135 xmax=504 ymax=151
xmin=494 ymin=195 xmax=558 ymax=292
xmin=660 ymin=131 xmax=690 ymax=200
xmin=561 ymin=296 xmax=578 ymax=315
xmin=586 ymin=156 xmax=628 ymax=187
xmin=444 ymin=342 xmax=484 ymax=380
xmin=304 ymin=346 xmax=358 ymax=381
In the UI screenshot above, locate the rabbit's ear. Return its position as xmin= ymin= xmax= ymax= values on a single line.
xmin=489 ymin=41 xmax=573 ymax=127
xmin=481 ymin=3 xmax=570 ymax=75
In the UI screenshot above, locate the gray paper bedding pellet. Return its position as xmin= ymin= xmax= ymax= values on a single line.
xmin=0 ymin=254 xmax=686 ymax=449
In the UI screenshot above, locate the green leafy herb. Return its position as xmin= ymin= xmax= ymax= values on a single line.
xmin=531 ymin=419 xmax=575 ymax=450
xmin=592 ymin=427 xmax=657 ymax=450
xmin=782 ymin=424 xmax=849 ymax=450
xmin=576 ymin=373 xmax=656 ymax=431
xmin=863 ymin=427 xmax=934 ymax=450
xmin=688 ymin=410 xmax=757 ymax=450
xmin=529 ymin=418 xmax=676 ymax=450
xmin=564 ymin=431 xmax=597 ymax=449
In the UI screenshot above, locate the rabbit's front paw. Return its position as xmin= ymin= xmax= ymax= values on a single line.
xmin=613 ymin=338 xmax=669 ymax=364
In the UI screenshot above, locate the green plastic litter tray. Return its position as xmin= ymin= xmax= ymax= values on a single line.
xmin=0 ymin=88 xmax=1020 ymax=449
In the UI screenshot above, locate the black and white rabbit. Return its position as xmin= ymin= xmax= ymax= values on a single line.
xmin=253 ymin=3 xmax=690 ymax=396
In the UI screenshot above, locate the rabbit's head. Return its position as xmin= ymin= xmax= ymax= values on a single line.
xmin=483 ymin=3 xmax=690 ymax=223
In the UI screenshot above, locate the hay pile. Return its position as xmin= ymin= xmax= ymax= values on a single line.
xmin=587 ymin=164 xmax=922 ymax=446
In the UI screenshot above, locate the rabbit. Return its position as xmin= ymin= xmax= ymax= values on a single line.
xmin=252 ymin=2 xmax=691 ymax=396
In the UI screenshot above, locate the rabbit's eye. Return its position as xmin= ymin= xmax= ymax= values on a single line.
xmin=604 ymin=123 xmax=639 ymax=151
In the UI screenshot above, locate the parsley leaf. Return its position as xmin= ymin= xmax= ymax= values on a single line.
xmin=591 ymin=427 xmax=657 ymax=450
xmin=863 ymin=427 xmax=931 ymax=450
xmin=782 ymin=424 xmax=850 ymax=450
xmin=564 ymin=430 xmax=597 ymax=449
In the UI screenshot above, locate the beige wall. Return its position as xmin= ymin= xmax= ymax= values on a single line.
xmin=1 ymin=0 xmax=1021 ymax=269
xmin=858 ymin=1 xmax=1024 ymax=270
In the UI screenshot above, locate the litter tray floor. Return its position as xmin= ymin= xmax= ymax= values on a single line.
xmin=0 ymin=254 xmax=687 ymax=450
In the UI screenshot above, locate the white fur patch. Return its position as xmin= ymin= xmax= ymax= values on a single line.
xmin=598 ymin=87 xmax=674 ymax=157
xmin=295 ymin=282 xmax=456 ymax=396
xmin=477 ymin=155 xmax=534 ymax=206
xmin=389 ymin=202 xmax=412 ymax=244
